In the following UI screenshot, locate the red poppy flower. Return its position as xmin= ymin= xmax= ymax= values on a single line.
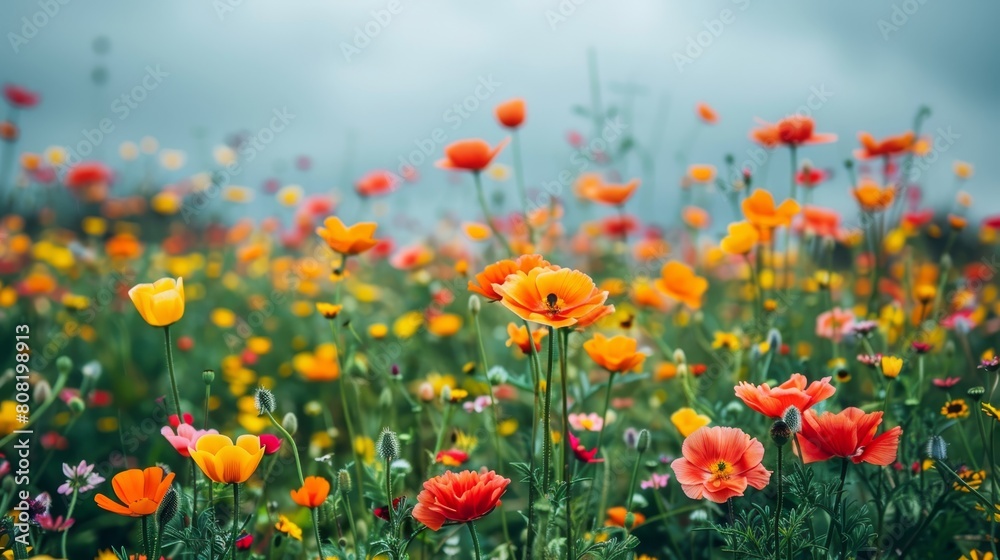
xmin=854 ymin=131 xmax=915 ymax=160
xmin=751 ymin=116 xmax=836 ymax=148
xmin=495 ymin=98 xmax=526 ymax=129
xmin=735 ymin=373 xmax=836 ymax=419
xmin=3 ymin=84 xmax=40 ymax=109
xmin=435 ymin=449 xmax=469 ymax=467
xmin=797 ymin=408 xmax=901 ymax=465
xmin=374 ymin=496 xmax=405 ymax=521
xmin=235 ymin=532 xmax=253 ymax=551
xmin=436 ymin=138 xmax=509 ymax=172
xmin=569 ymin=431 xmax=603 ymax=463
xmin=412 ymin=469 xmax=510 ymax=530
xmin=356 ymin=169 xmax=398 ymax=198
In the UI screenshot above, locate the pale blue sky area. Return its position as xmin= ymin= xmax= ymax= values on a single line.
xmin=2 ymin=1 xmax=998 ymax=228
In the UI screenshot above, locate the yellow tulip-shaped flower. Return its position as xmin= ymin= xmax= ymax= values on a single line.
xmin=189 ymin=434 xmax=264 ymax=484
xmin=128 ymin=277 xmax=185 ymax=327
xmin=720 ymin=221 xmax=760 ymax=256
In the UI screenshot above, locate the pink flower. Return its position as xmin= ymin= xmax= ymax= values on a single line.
xmin=161 ymin=423 xmax=218 ymax=458
xmin=568 ymin=412 xmax=604 ymax=432
xmin=640 ymin=473 xmax=670 ymax=490
xmin=259 ymin=433 xmax=282 ymax=455
xmin=36 ymin=513 xmax=73 ymax=532
xmin=815 ymin=307 xmax=856 ymax=343
xmin=463 ymin=396 xmax=493 ymax=414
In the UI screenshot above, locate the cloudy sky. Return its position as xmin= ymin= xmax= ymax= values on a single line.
xmin=2 ymin=0 xmax=998 ymax=227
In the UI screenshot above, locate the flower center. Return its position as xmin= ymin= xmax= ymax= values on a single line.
xmin=544 ymin=293 xmax=563 ymax=314
xmin=709 ymin=460 xmax=733 ymax=481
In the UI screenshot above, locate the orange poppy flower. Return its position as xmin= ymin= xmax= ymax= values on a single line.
xmin=412 ymin=469 xmax=510 ymax=531
xmin=493 ymin=266 xmax=611 ymax=329
xmin=467 ymin=254 xmax=553 ymax=301
xmin=682 ymin=206 xmax=710 ymax=230
xmin=800 ymin=206 xmax=840 ymax=238
xmin=734 ymin=373 xmax=835 ymax=419
xmin=632 ymin=279 xmax=669 ymax=311
xmin=654 ymin=261 xmax=708 ymax=310
xmin=687 ymin=164 xmax=716 ymax=183
xmin=742 ymin=189 xmax=800 ymax=229
xmin=293 ymin=343 xmax=340 ymax=382
xmin=436 ymin=138 xmax=509 ymax=172
xmin=106 ymin=233 xmax=143 ymax=260
xmin=355 ymin=169 xmax=398 ymax=198
xmin=316 ymin=216 xmax=378 ymax=255
xmin=290 ymin=476 xmax=331 ymax=508
xmin=505 ymin=322 xmax=547 ymax=354
xmin=94 ymin=467 xmax=175 ymax=517
xmin=586 ymin=179 xmax=640 ymax=206
xmin=605 ymin=506 xmax=646 ymax=528
xmin=719 ymin=221 xmax=759 ymax=255
xmin=695 ymin=102 xmax=718 ymax=125
xmin=854 ymin=131 xmax=915 ymax=160
xmin=495 ymin=98 xmax=526 ymax=129
xmin=583 ymin=333 xmax=645 ymax=373
xmin=671 ymin=426 xmax=771 ymax=503
xmin=751 ymin=115 xmax=836 ymax=148
xmin=852 ymin=179 xmax=896 ymax=213
xmin=574 ymin=172 xmax=603 ymax=200
xmin=633 ymin=238 xmax=670 ymax=262
xmin=796 ymin=408 xmax=902 ymax=466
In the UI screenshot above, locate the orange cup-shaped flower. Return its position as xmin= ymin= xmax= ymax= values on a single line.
xmin=720 ymin=221 xmax=759 ymax=255
xmin=654 ymin=261 xmax=708 ymax=310
xmin=671 ymin=426 xmax=771 ymax=503
xmin=493 ymin=266 xmax=611 ymax=329
xmin=797 ymin=408 xmax=901 ymax=465
xmin=189 ymin=434 xmax=265 ymax=484
xmin=852 ymin=179 xmax=896 ymax=213
xmin=316 ymin=216 xmax=378 ymax=256
xmin=506 ymin=322 xmax=547 ymax=354
xmin=468 ymin=254 xmax=553 ymax=301
xmin=128 ymin=277 xmax=185 ymax=327
xmin=290 ymin=476 xmax=331 ymax=508
xmin=588 ymin=179 xmax=640 ymax=206
xmin=742 ymin=189 xmax=800 ymax=229
xmin=695 ymin=102 xmax=718 ymax=125
xmin=412 ymin=469 xmax=510 ymax=531
xmin=436 ymin=138 xmax=509 ymax=172
xmin=495 ymin=98 xmax=526 ymax=129
xmin=94 ymin=467 xmax=175 ymax=517
xmin=734 ymin=373 xmax=835 ymax=419
xmin=583 ymin=333 xmax=645 ymax=373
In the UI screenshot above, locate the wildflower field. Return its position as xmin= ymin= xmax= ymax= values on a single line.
xmin=1 ymin=15 xmax=1000 ymax=560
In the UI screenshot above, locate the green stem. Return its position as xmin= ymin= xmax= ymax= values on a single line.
xmin=266 ymin=411 xmax=304 ymax=485
xmin=590 ymin=370 xmax=617 ymax=529
xmin=231 ymin=483 xmax=240 ymax=560
xmin=542 ymin=326 xmax=556 ymax=494
xmin=823 ymin=459 xmax=849 ymax=555
xmin=511 ymin=129 xmax=535 ymax=245
xmin=343 ymin=493 xmax=359 ymax=555
xmin=164 ymin=326 xmax=183 ymax=420
xmin=468 ymin=521 xmax=483 ymax=560
xmin=774 ymin=444 xmax=783 ymax=560
xmin=559 ymin=329 xmax=573 ymax=559
xmin=473 ymin=311 xmax=511 ymax=548
xmin=60 ymin=488 xmax=78 ymax=559
xmin=330 ymin=321 xmax=365 ymax=513
xmin=312 ymin=508 xmax=324 ymax=559
xmin=623 ymin=443 xmax=645 ymax=536
xmin=473 ymin=171 xmax=512 ymax=256
xmin=142 ymin=514 xmax=152 ymax=560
